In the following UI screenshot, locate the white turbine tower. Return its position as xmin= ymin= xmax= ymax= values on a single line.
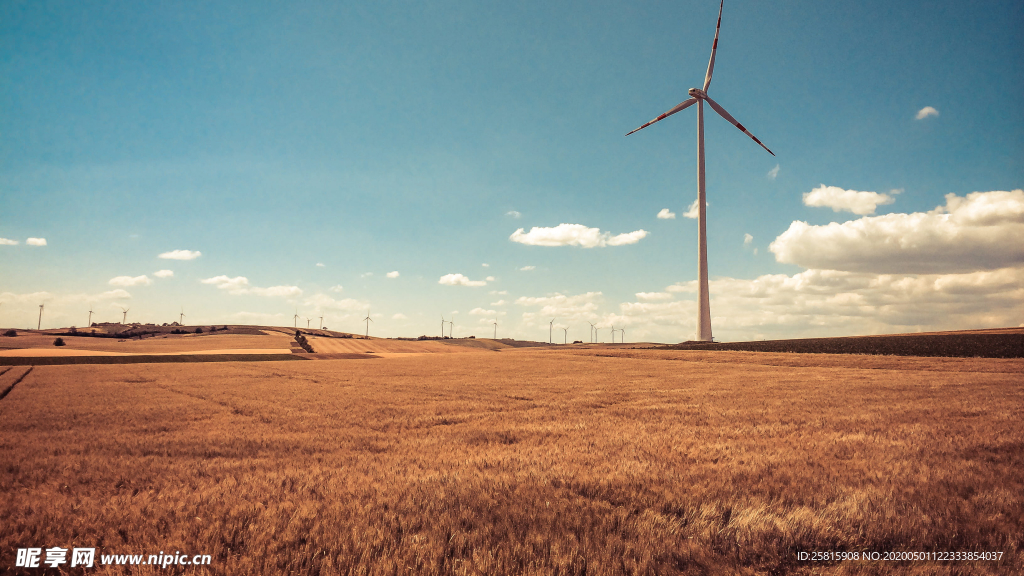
xmin=363 ymin=311 xmax=373 ymax=338
xmin=179 ymin=307 xmax=185 ymax=326
xmin=548 ymin=318 xmax=555 ymax=344
xmin=306 ymin=317 xmax=312 ymax=329
xmin=37 ymin=304 xmax=44 ymax=330
xmin=293 ymin=309 xmax=299 ymax=329
xmin=493 ymin=319 xmax=498 ymax=340
xmin=587 ymin=321 xmax=596 ymax=343
xmin=319 ymin=315 xmax=324 ymax=330
xmin=88 ymin=306 xmax=94 ymax=327
xmin=120 ymin=307 xmax=130 ymax=325
xmin=562 ymin=327 xmax=568 ymax=344
xmin=440 ymin=315 xmax=446 ymax=338
xmin=627 ymin=0 xmax=774 ymax=342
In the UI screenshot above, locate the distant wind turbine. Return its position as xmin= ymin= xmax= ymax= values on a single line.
xmin=587 ymin=321 xmax=596 ymax=344
xmin=179 ymin=307 xmax=185 ymax=325
xmin=562 ymin=327 xmax=568 ymax=344
xmin=493 ymin=319 xmax=498 ymax=340
xmin=38 ymin=304 xmax=44 ymax=330
xmin=440 ymin=315 xmax=446 ymax=338
xmin=448 ymin=317 xmax=454 ymax=339
xmin=621 ymin=328 xmax=626 ymax=343
xmin=88 ymin=306 xmax=94 ymax=327
xmin=120 ymin=307 xmax=130 ymax=324
xmin=626 ymin=0 xmax=774 ymax=342
xmin=548 ymin=318 xmax=555 ymax=344
xmin=293 ymin=309 xmax=299 ymax=329
xmin=611 ymin=325 xmax=616 ymax=344
xmin=319 ymin=315 xmax=324 ymax=330
xmin=363 ymin=310 xmax=373 ymax=338
xmin=306 ymin=317 xmax=312 ymax=329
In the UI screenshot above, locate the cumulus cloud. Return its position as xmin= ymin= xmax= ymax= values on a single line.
xmin=636 ymin=292 xmax=673 ymax=302
xmin=767 ymin=164 xmax=780 ymax=180
xmin=657 ymin=208 xmax=676 ymax=220
xmin=506 ymin=210 xmax=522 ymax=218
xmin=159 ymin=249 xmax=201 ymax=260
xmin=316 ymin=263 xmax=326 ymax=268
xmin=153 ymin=269 xmax=174 ymax=278
xmin=109 ymin=275 xmax=152 ymax=287
xmin=772 ymin=190 xmax=1024 ymax=273
xmin=491 ymin=299 xmax=506 ymax=306
xmin=485 ymin=276 xmax=495 ymax=282
xmin=330 ymin=285 xmax=344 ymax=293
xmin=201 ymin=275 xmax=302 ymax=297
xmin=516 ymin=292 xmax=603 ymax=321
xmin=438 ymin=273 xmax=488 ymax=287
xmin=386 ymin=271 xmax=400 ymax=278
xmin=304 ymin=293 xmax=368 ymax=312
xmin=482 ymin=263 xmax=490 ymax=268
xmin=490 ymin=290 xmax=508 ymax=295
xmin=392 ymin=313 xmax=408 ymax=320
xmin=519 ymin=265 xmax=535 ymax=271
xmin=803 ymin=184 xmax=896 ymax=215
xmin=683 ymin=199 xmax=707 ymax=219
xmin=1 ymin=238 xmax=19 ymax=245
xmin=744 ymin=233 xmax=753 ymax=246
xmin=26 ymin=238 xmax=47 ymax=246
xmin=509 ymin=224 xmax=648 ymax=248
xmin=470 ymin=307 xmax=497 ymax=316
xmin=916 ymin=106 xmax=939 ymax=120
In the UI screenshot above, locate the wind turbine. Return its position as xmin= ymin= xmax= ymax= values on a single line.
xmin=363 ymin=310 xmax=373 ymax=338
xmin=493 ymin=319 xmax=498 ymax=340
xmin=293 ymin=309 xmax=299 ymax=328
xmin=88 ymin=306 xmax=94 ymax=327
xmin=440 ymin=315 xmax=446 ymax=338
xmin=626 ymin=0 xmax=774 ymax=342
xmin=448 ymin=317 xmax=454 ymax=339
xmin=319 ymin=315 xmax=324 ymax=330
xmin=587 ymin=321 xmax=596 ymax=343
xmin=611 ymin=325 xmax=616 ymax=344
xmin=179 ymin=307 xmax=185 ymax=326
xmin=548 ymin=318 xmax=555 ymax=344
xmin=120 ymin=307 xmax=130 ymax=324
xmin=37 ymin=304 xmax=44 ymax=330
xmin=306 ymin=317 xmax=312 ymax=329
xmin=621 ymin=328 xmax=626 ymax=343
xmin=562 ymin=327 xmax=568 ymax=344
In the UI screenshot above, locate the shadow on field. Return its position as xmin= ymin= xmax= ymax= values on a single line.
xmin=656 ymin=332 xmax=1024 ymax=358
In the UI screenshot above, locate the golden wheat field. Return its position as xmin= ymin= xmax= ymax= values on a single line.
xmin=1 ymin=347 xmax=1022 ymax=575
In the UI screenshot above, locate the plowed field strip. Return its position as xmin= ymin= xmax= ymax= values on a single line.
xmin=0 ymin=367 xmax=33 ymax=401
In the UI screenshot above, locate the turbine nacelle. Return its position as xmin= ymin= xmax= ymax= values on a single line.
xmin=688 ymin=88 xmax=708 ymax=99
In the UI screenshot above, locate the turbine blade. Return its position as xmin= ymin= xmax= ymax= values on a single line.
xmin=625 ymin=98 xmax=698 ymax=136
xmin=704 ymin=96 xmax=774 ymax=156
xmin=703 ymin=0 xmax=724 ymax=92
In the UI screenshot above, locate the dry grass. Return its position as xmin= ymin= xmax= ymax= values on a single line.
xmin=0 ymin=332 xmax=294 ymax=354
xmin=1 ymin=349 xmax=1021 ymax=575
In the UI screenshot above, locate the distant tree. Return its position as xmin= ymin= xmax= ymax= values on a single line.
xmin=3 ymin=330 xmax=16 ymax=337
xmin=194 ymin=327 xmax=203 ymax=334
xmin=53 ymin=337 xmax=66 ymax=346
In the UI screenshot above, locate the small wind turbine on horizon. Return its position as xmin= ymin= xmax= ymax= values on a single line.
xmin=306 ymin=317 xmax=312 ymax=329
xmin=319 ymin=315 xmax=324 ymax=330
xmin=440 ymin=315 xmax=446 ymax=338
xmin=363 ymin=310 xmax=373 ymax=338
xmin=493 ymin=319 xmax=498 ymax=340
xmin=120 ymin=307 xmax=130 ymax=325
xmin=37 ymin=304 xmax=44 ymax=330
xmin=626 ymin=0 xmax=774 ymax=342
xmin=548 ymin=318 xmax=555 ymax=344
xmin=293 ymin=309 xmax=299 ymax=329
xmin=88 ymin=306 xmax=94 ymax=327
xmin=587 ymin=321 xmax=596 ymax=343
xmin=562 ymin=327 xmax=568 ymax=344
xmin=179 ymin=307 xmax=185 ymax=325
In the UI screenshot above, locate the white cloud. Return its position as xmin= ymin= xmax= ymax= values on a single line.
xmin=361 ymin=272 xmax=373 ymax=278
xmin=515 ymin=292 xmax=603 ymax=321
xmin=772 ymin=190 xmax=1024 ymax=273
xmin=386 ymin=271 xmax=400 ymax=278
xmin=153 ymin=269 xmax=174 ymax=278
xmin=0 ymin=238 xmax=19 ymax=245
xmin=201 ymin=275 xmax=302 ymax=297
xmin=109 ymin=275 xmax=152 ymax=287
xmin=438 ymin=273 xmax=488 ymax=287
xmin=802 ymin=184 xmax=896 ymax=215
xmin=506 ymin=210 xmax=522 ymax=218
xmin=916 ymin=106 xmax=939 ymax=120
xmin=392 ymin=313 xmax=408 ymax=320
xmin=683 ymin=199 xmax=708 ymax=219
xmin=482 ymin=263 xmax=490 ymax=267
xmin=657 ymin=208 xmax=676 ymax=220
xmin=26 ymin=238 xmax=47 ymax=246
xmin=744 ymin=233 xmax=753 ymax=246
xmin=635 ymin=292 xmax=673 ymax=302
xmin=489 ymin=290 xmax=508 ymax=295
xmin=509 ymin=224 xmax=648 ymax=248
xmin=767 ymin=164 xmax=780 ymax=180
xmin=491 ymin=299 xmax=507 ymax=306
xmin=485 ymin=276 xmax=495 ymax=282
xmin=159 ymin=249 xmax=201 ymax=260
xmin=304 ymin=293 xmax=368 ymax=312
xmin=330 ymin=285 xmax=344 ymax=293
xmin=519 ymin=265 xmax=535 ymax=271
xmin=316 ymin=263 xmax=326 ymax=268
xmin=470 ymin=307 xmax=496 ymax=316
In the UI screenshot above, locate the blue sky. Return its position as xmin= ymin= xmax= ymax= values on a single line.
xmin=2 ymin=0 xmax=1022 ymax=342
